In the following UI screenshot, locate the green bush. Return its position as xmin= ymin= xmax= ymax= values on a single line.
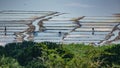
xmin=0 ymin=56 xmax=23 ymax=68
xmin=95 ymin=44 xmax=120 ymax=68
xmin=0 ymin=41 xmax=120 ymax=68
xmin=41 ymin=42 xmax=62 ymax=49
xmin=0 ymin=46 xmax=6 ymax=56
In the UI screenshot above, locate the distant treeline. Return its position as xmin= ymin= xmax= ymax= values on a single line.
xmin=0 ymin=41 xmax=120 ymax=68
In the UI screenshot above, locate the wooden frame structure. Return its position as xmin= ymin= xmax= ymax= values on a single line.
xmin=0 ymin=10 xmax=120 ymax=46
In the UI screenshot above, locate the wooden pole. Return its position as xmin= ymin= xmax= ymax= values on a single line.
xmin=4 ymin=26 xmax=7 ymax=36
xmin=92 ymin=28 xmax=94 ymax=35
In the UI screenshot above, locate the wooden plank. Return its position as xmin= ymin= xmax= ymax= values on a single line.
xmin=76 ymin=28 xmax=112 ymax=31
xmin=0 ymin=30 xmax=4 ymax=32
xmin=0 ymin=13 xmax=46 ymax=16
xmin=0 ymin=32 xmax=15 ymax=34
xmin=0 ymin=15 xmax=44 ymax=18
xmin=35 ymin=35 xmax=59 ymax=37
xmin=44 ymin=21 xmax=72 ymax=24
xmin=45 ymin=30 xmax=71 ymax=33
xmin=0 ymin=27 xmax=5 ymax=28
xmin=0 ymin=31 xmax=22 ymax=33
xmin=0 ymin=33 xmax=14 ymax=36
xmin=0 ymin=33 xmax=4 ymax=34
xmin=45 ymin=26 xmax=114 ymax=30
xmin=0 ymin=35 xmax=15 ymax=37
xmin=44 ymin=24 xmax=76 ymax=27
xmin=34 ymin=40 xmax=61 ymax=42
xmin=46 ymin=27 xmax=74 ymax=30
xmin=75 ymin=31 xmax=111 ymax=32
xmin=44 ymin=21 xmax=119 ymax=24
xmin=64 ymin=37 xmax=103 ymax=41
xmin=69 ymin=31 xmax=110 ymax=35
xmin=63 ymin=42 xmax=99 ymax=44
xmin=0 ymin=24 xmax=28 ymax=27
xmin=63 ymin=40 xmax=100 ymax=42
xmin=34 ymin=37 xmax=61 ymax=40
xmin=0 ymin=40 xmax=14 ymax=42
xmin=80 ymin=23 xmax=118 ymax=26
xmin=0 ymin=41 xmax=14 ymax=43
xmin=5 ymin=30 xmax=25 ymax=32
xmin=6 ymin=27 xmax=28 ymax=30
xmin=94 ymin=29 xmax=112 ymax=31
xmin=7 ymin=29 xmax=26 ymax=31
xmin=62 ymin=41 xmax=89 ymax=44
xmin=81 ymin=21 xmax=118 ymax=23
xmin=0 ymin=18 xmax=32 ymax=21
xmin=0 ymin=20 xmax=30 ymax=23
xmin=0 ymin=39 xmax=15 ymax=41
xmin=63 ymin=41 xmax=100 ymax=44
xmin=66 ymin=35 xmax=105 ymax=38
xmin=0 ymin=32 xmax=15 ymax=35
xmin=37 ymin=32 xmax=58 ymax=35
xmin=6 ymin=27 xmax=28 ymax=28
xmin=81 ymin=26 xmax=114 ymax=28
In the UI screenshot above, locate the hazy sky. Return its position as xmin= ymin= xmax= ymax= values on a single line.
xmin=0 ymin=0 xmax=120 ymax=16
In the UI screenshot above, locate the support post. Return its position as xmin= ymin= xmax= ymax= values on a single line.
xmin=92 ymin=28 xmax=94 ymax=35
xmin=4 ymin=26 xmax=7 ymax=36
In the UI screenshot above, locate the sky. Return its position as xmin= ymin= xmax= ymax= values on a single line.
xmin=0 ymin=0 xmax=120 ymax=16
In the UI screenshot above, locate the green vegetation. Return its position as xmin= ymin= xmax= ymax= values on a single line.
xmin=0 ymin=41 xmax=120 ymax=68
